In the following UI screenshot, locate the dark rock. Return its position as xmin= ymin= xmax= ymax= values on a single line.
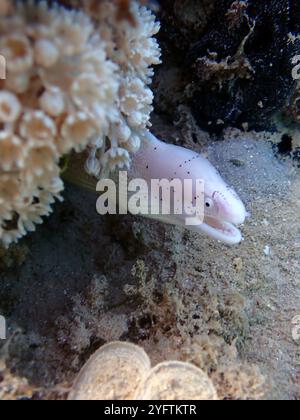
xmin=188 ymin=0 xmax=300 ymax=133
xmin=158 ymin=0 xmax=300 ymax=135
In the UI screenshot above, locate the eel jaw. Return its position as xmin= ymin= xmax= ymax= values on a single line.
xmin=196 ymin=216 xmax=243 ymax=245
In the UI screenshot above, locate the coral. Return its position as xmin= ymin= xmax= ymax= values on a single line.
xmin=81 ymin=0 xmax=161 ymax=177
xmin=0 ymin=0 xmax=161 ymax=246
xmin=61 ymin=0 xmax=156 ymax=24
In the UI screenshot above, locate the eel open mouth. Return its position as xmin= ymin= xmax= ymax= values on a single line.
xmin=199 ymin=216 xmax=243 ymax=245
xmin=149 ymin=214 xmax=244 ymax=245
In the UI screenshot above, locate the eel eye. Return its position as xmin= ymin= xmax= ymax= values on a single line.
xmin=205 ymin=198 xmax=214 ymax=209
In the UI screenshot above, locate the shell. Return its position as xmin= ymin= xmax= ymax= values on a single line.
xmin=68 ymin=341 xmax=151 ymax=401
xmin=135 ymin=361 xmax=218 ymax=400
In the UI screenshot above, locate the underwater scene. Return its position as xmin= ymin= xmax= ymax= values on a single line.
xmin=0 ymin=0 xmax=299 ymax=402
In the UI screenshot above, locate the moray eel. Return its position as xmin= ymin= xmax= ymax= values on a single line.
xmin=130 ymin=131 xmax=247 ymax=245
xmin=65 ymin=131 xmax=247 ymax=245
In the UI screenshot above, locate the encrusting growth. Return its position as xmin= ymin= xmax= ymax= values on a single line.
xmin=0 ymin=0 xmax=161 ymax=246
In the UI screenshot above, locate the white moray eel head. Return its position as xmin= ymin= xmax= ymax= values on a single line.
xmin=130 ymin=132 xmax=248 ymax=245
